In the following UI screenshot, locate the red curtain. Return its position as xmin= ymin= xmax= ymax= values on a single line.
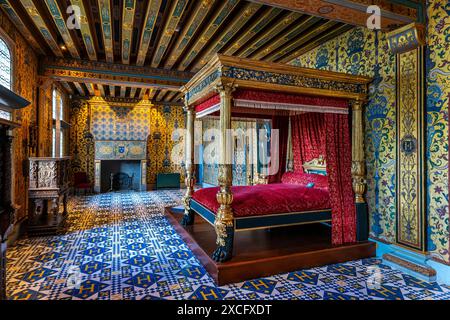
xmin=291 ymin=113 xmax=326 ymax=173
xmin=268 ymin=115 xmax=289 ymax=183
xmin=194 ymin=94 xmax=220 ymax=113
xmin=325 ymin=113 xmax=356 ymax=245
xmin=290 ymin=112 xmax=356 ymax=245
xmin=234 ymin=89 xmax=349 ymax=109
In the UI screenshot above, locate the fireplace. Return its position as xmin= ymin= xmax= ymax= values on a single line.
xmin=94 ymin=141 xmax=147 ymax=193
xmin=100 ymin=160 xmax=141 ymax=192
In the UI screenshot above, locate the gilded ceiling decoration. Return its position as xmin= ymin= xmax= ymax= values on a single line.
xmin=0 ymin=0 xmax=418 ymax=104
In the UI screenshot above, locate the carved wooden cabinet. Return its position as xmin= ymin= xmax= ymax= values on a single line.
xmin=0 ymin=85 xmax=30 ymax=300
xmin=28 ymin=157 xmax=70 ymax=236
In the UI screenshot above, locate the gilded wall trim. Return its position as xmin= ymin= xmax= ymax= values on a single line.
xmin=396 ymin=47 xmax=426 ymax=252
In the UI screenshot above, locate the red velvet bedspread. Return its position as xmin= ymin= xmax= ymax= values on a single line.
xmin=192 ymin=183 xmax=330 ymax=218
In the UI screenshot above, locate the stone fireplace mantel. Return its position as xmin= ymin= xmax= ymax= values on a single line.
xmin=94 ymin=140 xmax=147 ymax=193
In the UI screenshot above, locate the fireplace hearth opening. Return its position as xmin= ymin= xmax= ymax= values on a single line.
xmin=100 ymin=160 xmax=141 ymax=193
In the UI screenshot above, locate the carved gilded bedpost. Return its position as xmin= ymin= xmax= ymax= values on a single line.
xmin=212 ymin=83 xmax=236 ymax=263
xmin=181 ymin=103 xmax=196 ymax=226
xmin=351 ymin=99 xmax=369 ymax=241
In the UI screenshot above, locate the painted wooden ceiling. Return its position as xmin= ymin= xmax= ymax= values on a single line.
xmin=0 ymin=0 xmax=381 ymax=103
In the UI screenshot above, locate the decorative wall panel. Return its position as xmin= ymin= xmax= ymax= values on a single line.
xmin=426 ymin=0 xmax=450 ymax=264
xmin=396 ymin=48 xmax=426 ymax=251
xmin=95 ymin=141 xmax=147 ymax=160
xmin=293 ymin=27 xmax=398 ymax=245
xmin=0 ymin=10 xmax=38 ymax=224
xmin=292 ymin=0 xmax=450 ymax=263
xmin=90 ymin=103 xmax=151 ymax=141
xmin=70 ymin=100 xmax=186 ymax=187
xmin=202 ymin=117 xmax=260 ymax=186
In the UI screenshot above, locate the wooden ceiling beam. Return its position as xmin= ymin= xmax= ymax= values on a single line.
xmin=248 ymin=0 xmax=417 ymax=29
xmin=97 ymin=0 xmax=114 ymax=63
xmin=164 ymin=90 xmax=179 ymax=102
xmin=0 ymin=0 xmax=45 ymax=54
xmin=223 ymin=6 xmax=282 ymax=57
xmin=251 ymin=15 xmax=321 ymax=60
xmin=98 ymin=84 xmax=106 ymax=97
xmin=191 ymin=2 xmax=261 ymax=72
xmin=265 ymin=20 xmax=341 ymax=62
xmin=41 ymin=57 xmax=194 ymax=89
xmin=60 ymin=81 xmax=74 ymax=95
xmin=148 ymin=88 xmax=156 ymax=100
xmin=120 ymin=86 xmax=126 ymax=98
xmin=151 ymin=0 xmax=189 ymax=68
xmin=236 ymin=11 xmax=301 ymax=58
xmin=163 ymin=0 xmax=216 ymax=69
xmin=121 ymin=0 xmax=136 ymax=64
xmin=68 ymin=0 xmax=97 ymax=61
xmin=73 ymin=82 xmax=85 ymax=95
xmin=44 ymin=0 xmax=80 ymax=58
xmin=85 ymin=83 xmax=95 ymax=96
xmin=18 ymin=0 xmax=64 ymax=57
xmin=109 ymin=85 xmax=116 ymax=97
xmin=277 ymin=24 xmax=354 ymax=63
xmin=136 ymin=0 xmax=163 ymax=66
xmin=129 ymin=87 xmax=137 ymax=99
xmin=177 ymin=0 xmax=240 ymax=71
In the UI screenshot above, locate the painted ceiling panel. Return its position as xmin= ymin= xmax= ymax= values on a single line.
xmin=250 ymin=15 xmax=321 ymax=60
xmin=177 ymin=0 xmax=240 ymax=71
xmin=238 ymin=11 xmax=301 ymax=58
xmin=136 ymin=0 xmax=163 ymax=66
xmin=69 ymin=0 xmax=97 ymax=61
xmin=19 ymin=0 xmax=64 ymax=57
xmin=191 ymin=2 xmax=261 ymax=71
xmin=164 ymin=0 xmax=216 ymax=69
xmin=121 ymin=0 xmax=136 ymax=64
xmin=4 ymin=0 xmax=405 ymax=100
xmin=151 ymin=0 xmax=189 ymax=68
xmin=97 ymin=0 xmax=114 ymax=63
xmin=223 ymin=6 xmax=282 ymax=56
xmin=0 ymin=0 xmax=44 ymax=54
xmin=44 ymin=0 xmax=80 ymax=58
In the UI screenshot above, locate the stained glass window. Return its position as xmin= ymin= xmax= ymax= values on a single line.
xmin=0 ymin=37 xmax=12 ymax=120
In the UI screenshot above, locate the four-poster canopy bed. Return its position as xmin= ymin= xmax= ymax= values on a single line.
xmin=181 ymin=54 xmax=372 ymax=263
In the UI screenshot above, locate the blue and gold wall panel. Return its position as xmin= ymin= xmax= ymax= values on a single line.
xmin=292 ymin=0 xmax=450 ymax=264
xmin=70 ymin=100 xmax=186 ymax=187
xmin=396 ymin=47 xmax=426 ymax=251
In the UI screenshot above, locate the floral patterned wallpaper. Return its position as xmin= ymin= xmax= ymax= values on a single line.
xmin=291 ymin=0 xmax=449 ymax=263
xmin=426 ymin=0 xmax=450 ymax=264
xmin=70 ymin=100 xmax=186 ymax=187
xmin=0 ymin=10 xmax=39 ymax=223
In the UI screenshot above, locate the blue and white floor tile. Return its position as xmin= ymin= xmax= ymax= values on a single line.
xmin=6 ymin=191 xmax=450 ymax=300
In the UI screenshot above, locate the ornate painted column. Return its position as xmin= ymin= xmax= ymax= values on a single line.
xmin=351 ymin=99 xmax=369 ymax=241
xmin=351 ymin=99 xmax=367 ymax=204
xmin=212 ymin=83 xmax=235 ymax=263
xmin=181 ymin=104 xmax=196 ymax=226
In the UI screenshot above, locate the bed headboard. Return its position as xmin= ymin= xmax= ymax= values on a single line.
xmin=303 ymin=155 xmax=327 ymax=176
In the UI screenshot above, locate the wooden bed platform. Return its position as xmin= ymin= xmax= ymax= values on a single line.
xmin=165 ymin=206 xmax=376 ymax=286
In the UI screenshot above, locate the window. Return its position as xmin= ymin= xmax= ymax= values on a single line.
xmin=0 ymin=37 xmax=12 ymax=120
xmin=52 ymin=88 xmax=67 ymax=157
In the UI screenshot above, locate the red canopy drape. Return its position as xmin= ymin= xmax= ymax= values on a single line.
xmin=290 ymin=112 xmax=356 ymax=245
xmin=325 ymin=113 xmax=356 ymax=245
xmin=268 ymin=115 xmax=289 ymax=183
xmin=291 ymin=113 xmax=326 ymax=173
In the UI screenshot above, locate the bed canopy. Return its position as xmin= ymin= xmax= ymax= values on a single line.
xmin=181 ymin=54 xmax=372 ymax=262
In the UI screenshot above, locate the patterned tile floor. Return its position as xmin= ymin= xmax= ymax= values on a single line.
xmin=6 ymin=191 xmax=450 ymax=300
